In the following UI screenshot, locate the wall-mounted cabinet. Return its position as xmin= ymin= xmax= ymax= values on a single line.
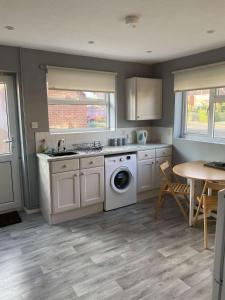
xmin=126 ymin=77 xmax=162 ymax=120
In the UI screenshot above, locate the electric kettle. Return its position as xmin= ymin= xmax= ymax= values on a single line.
xmin=136 ymin=130 xmax=148 ymax=145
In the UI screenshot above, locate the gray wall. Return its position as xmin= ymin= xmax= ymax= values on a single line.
xmin=0 ymin=45 xmax=153 ymax=209
xmin=4 ymin=43 xmax=225 ymax=209
xmin=151 ymin=46 xmax=225 ymax=164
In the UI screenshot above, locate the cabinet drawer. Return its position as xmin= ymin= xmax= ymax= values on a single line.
xmin=50 ymin=159 xmax=79 ymax=173
xmin=80 ymin=156 xmax=104 ymax=169
xmin=137 ymin=149 xmax=155 ymax=161
xmin=156 ymin=147 xmax=172 ymax=158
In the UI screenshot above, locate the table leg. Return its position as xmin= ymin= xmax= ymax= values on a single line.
xmin=189 ymin=178 xmax=195 ymax=227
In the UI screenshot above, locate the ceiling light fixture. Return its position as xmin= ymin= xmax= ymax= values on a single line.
xmin=5 ymin=25 xmax=15 ymax=31
xmin=125 ymin=15 xmax=140 ymax=28
xmin=88 ymin=40 xmax=95 ymax=44
xmin=206 ymin=29 xmax=215 ymax=34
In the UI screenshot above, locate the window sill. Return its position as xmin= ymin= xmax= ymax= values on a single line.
xmin=49 ymin=128 xmax=116 ymax=135
xmin=174 ymin=136 xmax=225 ymax=145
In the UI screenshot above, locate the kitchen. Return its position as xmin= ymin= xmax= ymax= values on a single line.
xmin=1 ymin=1 xmax=225 ymax=299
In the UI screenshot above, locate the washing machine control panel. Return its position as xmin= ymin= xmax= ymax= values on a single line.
xmin=119 ymin=156 xmax=131 ymax=162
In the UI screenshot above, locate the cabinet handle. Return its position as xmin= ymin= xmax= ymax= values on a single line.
xmin=89 ymin=161 xmax=94 ymax=164
xmin=145 ymin=154 xmax=148 ymax=157
xmin=62 ymin=164 xmax=67 ymax=168
xmin=74 ymin=173 xmax=78 ymax=177
xmin=80 ymin=172 xmax=84 ymax=176
xmin=137 ymin=116 xmax=140 ymax=119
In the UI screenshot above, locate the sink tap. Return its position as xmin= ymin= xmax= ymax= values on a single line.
xmin=57 ymin=138 xmax=65 ymax=152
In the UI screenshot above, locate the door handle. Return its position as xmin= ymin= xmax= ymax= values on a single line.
xmin=3 ymin=137 xmax=15 ymax=152
xmin=3 ymin=138 xmax=13 ymax=143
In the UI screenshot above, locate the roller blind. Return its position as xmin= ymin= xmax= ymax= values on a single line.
xmin=47 ymin=66 xmax=116 ymax=92
xmin=173 ymin=62 xmax=225 ymax=91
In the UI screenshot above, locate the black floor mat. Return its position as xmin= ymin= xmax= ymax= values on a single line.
xmin=0 ymin=211 xmax=22 ymax=228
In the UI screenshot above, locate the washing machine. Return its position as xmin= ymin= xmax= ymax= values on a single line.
xmin=104 ymin=153 xmax=137 ymax=211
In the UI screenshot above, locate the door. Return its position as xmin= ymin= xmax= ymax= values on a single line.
xmin=52 ymin=170 xmax=80 ymax=213
xmin=80 ymin=167 xmax=104 ymax=207
xmin=136 ymin=78 xmax=162 ymax=120
xmin=0 ymin=75 xmax=21 ymax=212
xmin=155 ymin=156 xmax=172 ymax=188
xmin=137 ymin=159 xmax=155 ymax=192
xmin=111 ymin=166 xmax=134 ymax=194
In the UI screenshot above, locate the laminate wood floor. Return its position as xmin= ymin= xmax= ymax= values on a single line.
xmin=0 ymin=200 xmax=215 ymax=300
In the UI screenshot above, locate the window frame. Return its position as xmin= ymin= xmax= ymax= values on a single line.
xmin=47 ymin=88 xmax=116 ymax=133
xmin=181 ymin=87 xmax=225 ymax=143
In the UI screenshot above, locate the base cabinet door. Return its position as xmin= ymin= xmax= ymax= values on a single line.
xmin=137 ymin=159 xmax=155 ymax=192
xmin=155 ymin=156 xmax=172 ymax=188
xmin=52 ymin=170 xmax=80 ymax=213
xmin=80 ymin=167 xmax=104 ymax=207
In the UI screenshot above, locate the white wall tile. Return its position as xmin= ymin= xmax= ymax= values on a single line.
xmin=35 ymin=126 xmax=172 ymax=153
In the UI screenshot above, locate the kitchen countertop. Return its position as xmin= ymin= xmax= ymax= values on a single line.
xmin=37 ymin=143 xmax=171 ymax=162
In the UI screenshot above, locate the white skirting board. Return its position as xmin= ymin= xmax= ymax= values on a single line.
xmin=47 ymin=203 xmax=103 ymax=225
xmin=137 ymin=189 xmax=159 ymax=202
xmin=24 ymin=207 xmax=41 ymax=214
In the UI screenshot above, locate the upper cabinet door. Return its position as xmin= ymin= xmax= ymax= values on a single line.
xmin=52 ymin=170 xmax=80 ymax=213
xmin=136 ymin=78 xmax=162 ymax=120
xmin=126 ymin=77 xmax=162 ymax=120
xmin=80 ymin=167 xmax=104 ymax=207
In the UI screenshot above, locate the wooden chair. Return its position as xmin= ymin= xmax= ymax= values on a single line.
xmin=155 ymin=160 xmax=189 ymax=221
xmin=194 ymin=180 xmax=225 ymax=249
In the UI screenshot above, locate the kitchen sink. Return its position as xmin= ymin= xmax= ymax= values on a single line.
xmin=47 ymin=151 xmax=78 ymax=157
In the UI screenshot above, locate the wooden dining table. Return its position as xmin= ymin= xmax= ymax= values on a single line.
xmin=173 ymin=160 xmax=225 ymax=226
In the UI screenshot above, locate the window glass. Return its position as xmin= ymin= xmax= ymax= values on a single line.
xmin=185 ymin=90 xmax=210 ymax=135
xmin=47 ymin=89 xmax=114 ymax=132
xmin=214 ymin=102 xmax=225 ymax=138
xmin=48 ymin=104 xmax=107 ymax=130
xmin=216 ymin=88 xmax=225 ymax=96
xmin=48 ymin=90 xmax=107 ymax=102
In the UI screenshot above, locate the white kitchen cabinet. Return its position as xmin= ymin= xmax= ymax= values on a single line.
xmin=155 ymin=156 xmax=172 ymax=189
xmin=126 ymin=77 xmax=162 ymax=120
xmin=137 ymin=158 xmax=155 ymax=192
xmin=52 ymin=170 xmax=80 ymax=213
xmin=80 ymin=167 xmax=104 ymax=207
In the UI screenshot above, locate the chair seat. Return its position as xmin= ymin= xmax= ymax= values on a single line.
xmin=164 ymin=182 xmax=190 ymax=195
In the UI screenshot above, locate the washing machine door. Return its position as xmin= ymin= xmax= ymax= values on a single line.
xmin=111 ymin=167 xmax=133 ymax=194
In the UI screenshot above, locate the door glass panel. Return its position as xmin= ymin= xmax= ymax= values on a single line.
xmin=114 ymin=170 xmax=130 ymax=190
xmin=0 ymin=83 xmax=10 ymax=154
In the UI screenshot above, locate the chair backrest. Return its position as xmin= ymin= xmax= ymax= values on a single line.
xmin=202 ymin=180 xmax=225 ymax=195
xmin=159 ymin=160 xmax=174 ymax=183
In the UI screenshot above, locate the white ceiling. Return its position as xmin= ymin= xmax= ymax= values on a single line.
xmin=1 ymin=0 xmax=225 ymax=63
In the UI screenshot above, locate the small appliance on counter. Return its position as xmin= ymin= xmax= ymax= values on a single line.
xmin=136 ymin=130 xmax=148 ymax=145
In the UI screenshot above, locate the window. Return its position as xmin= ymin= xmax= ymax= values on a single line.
xmin=48 ymin=89 xmax=115 ymax=132
xmin=47 ymin=67 xmax=116 ymax=133
xmin=182 ymin=87 xmax=225 ymax=141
